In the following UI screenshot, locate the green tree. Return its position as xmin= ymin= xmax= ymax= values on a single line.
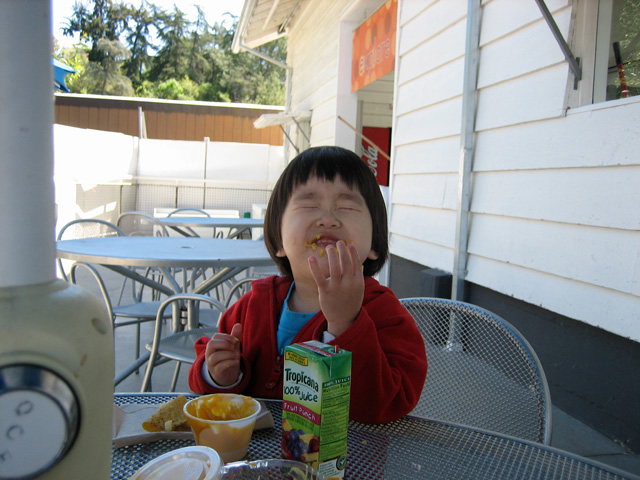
xmin=71 ymin=38 xmax=133 ymax=95
xmin=59 ymin=1 xmax=287 ymax=104
xmin=55 ymin=43 xmax=90 ymax=93
xmin=146 ymin=5 xmax=191 ymax=82
xmin=63 ymin=0 xmax=130 ymax=64
xmin=121 ymin=2 xmax=155 ymax=86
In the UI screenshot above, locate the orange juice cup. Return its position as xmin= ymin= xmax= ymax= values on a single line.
xmin=183 ymin=394 xmax=261 ymax=463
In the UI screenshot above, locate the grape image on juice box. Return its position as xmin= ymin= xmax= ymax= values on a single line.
xmin=282 ymin=341 xmax=351 ymax=479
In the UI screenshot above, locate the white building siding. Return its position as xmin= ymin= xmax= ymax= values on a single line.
xmin=287 ymin=1 xmax=357 ymax=147
xmin=391 ymin=0 xmax=640 ymax=341
xmin=276 ymin=0 xmax=639 ymax=341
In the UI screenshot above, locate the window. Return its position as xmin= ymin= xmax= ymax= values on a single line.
xmin=594 ymin=0 xmax=640 ymax=102
xmin=569 ymin=0 xmax=639 ymax=106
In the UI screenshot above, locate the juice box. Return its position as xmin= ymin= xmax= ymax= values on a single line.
xmin=282 ymin=341 xmax=351 ymax=478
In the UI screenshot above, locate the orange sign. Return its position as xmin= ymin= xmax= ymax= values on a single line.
xmin=351 ymin=0 xmax=397 ymax=92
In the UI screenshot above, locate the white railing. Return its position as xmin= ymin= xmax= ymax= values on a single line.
xmin=54 ymin=125 xmax=283 ymax=235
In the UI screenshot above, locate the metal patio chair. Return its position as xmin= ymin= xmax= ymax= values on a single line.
xmin=56 ymin=218 xmax=125 ymax=281
xmin=116 ymin=210 xmax=176 ymax=293
xmin=400 ymin=297 xmax=552 ymax=444
xmin=141 ymin=293 xmax=226 ymax=392
xmin=68 ymin=261 xmax=171 ymax=385
xmin=116 ymin=210 xmax=170 ymax=237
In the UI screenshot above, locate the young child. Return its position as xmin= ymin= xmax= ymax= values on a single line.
xmin=188 ymin=146 xmax=427 ymax=424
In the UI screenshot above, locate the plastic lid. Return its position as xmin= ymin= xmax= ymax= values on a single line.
xmin=130 ymin=446 xmax=222 ymax=480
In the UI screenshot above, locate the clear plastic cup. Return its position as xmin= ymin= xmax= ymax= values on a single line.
xmin=129 ymin=446 xmax=222 ymax=480
xmin=221 ymin=459 xmax=327 ymax=479
xmin=183 ymin=394 xmax=261 ymax=463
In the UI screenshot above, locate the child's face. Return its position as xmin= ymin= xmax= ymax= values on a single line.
xmin=276 ymin=175 xmax=378 ymax=281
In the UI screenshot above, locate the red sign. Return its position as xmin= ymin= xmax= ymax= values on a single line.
xmin=351 ymin=0 xmax=397 ymax=92
xmin=361 ymin=127 xmax=390 ymax=186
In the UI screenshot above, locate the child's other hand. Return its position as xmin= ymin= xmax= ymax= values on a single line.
xmin=309 ymin=240 xmax=364 ymax=336
xmin=204 ymin=323 xmax=242 ymax=386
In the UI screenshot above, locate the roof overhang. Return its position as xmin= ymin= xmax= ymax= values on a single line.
xmin=253 ymin=110 xmax=310 ymax=129
xmin=232 ymin=0 xmax=306 ymax=53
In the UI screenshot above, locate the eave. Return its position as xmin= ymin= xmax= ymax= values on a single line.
xmin=232 ymin=0 xmax=306 ymax=53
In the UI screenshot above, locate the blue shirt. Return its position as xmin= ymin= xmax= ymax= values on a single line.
xmin=277 ymin=282 xmax=317 ymax=354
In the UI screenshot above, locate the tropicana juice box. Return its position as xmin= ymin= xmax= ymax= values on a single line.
xmin=282 ymin=340 xmax=352 ymax=478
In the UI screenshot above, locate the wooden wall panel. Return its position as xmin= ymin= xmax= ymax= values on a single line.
xmin=167 ymin=112 xmax=177 ymax=140
xmin=193 ymin=113 xmax=204 ymax=141
xmin=56 ymin=104 xmax=69 ymax=124
xmin=54 ymin=94 xmax=284 ymax=145
xmin=213 ymin=114 xmax=224 ymax=142
xmin=175 ymin=112 xmax=186 ymax=140
xmin=78 ymin=106 xmax=89 ymax=129
xmin=203 ymin=113 xmax=213 ymax=140
xmin=88 ymin=106 xmax=100 ymax=130
xmin=98 ymin=107 xmax=109 ymax=131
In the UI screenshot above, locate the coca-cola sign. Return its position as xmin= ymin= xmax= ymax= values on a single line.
xmin=360 ymin=127 xmax=390 ymax=186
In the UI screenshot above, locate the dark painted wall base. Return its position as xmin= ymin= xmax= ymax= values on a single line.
xmin=388 ymin=254 xmax=640 ymax=453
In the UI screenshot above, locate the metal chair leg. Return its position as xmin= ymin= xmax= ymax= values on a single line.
xmin=170 ymin=362 xmax=181 ymax=392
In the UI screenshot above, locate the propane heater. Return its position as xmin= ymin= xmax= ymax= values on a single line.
xmin=0 ymin=1 xmax=114 ymax=478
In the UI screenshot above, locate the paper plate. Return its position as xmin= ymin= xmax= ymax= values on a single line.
xmin=130 ymin=446 xmax=222 ymax=480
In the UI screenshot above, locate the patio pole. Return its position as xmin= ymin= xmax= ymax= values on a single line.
xmin=452 ymin=0 xmax=482 ymax=301
xmin=0 ymin=3 xmax=113 ymax=479
xmin=0 ymin=0 xmax=56 ymax=288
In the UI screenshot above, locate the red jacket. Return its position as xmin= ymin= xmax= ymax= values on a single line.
xmin=188 ymin=275 xmax=427 ymax=424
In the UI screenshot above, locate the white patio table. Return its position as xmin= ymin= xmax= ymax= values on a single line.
xmin=56 ymin=236 xmax=273 ymax=297
xmin=57 ymin=237 xmax=275 ymax=383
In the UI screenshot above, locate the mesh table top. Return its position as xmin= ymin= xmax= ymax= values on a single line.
xmin=112 ymin=394 xmax=637 ymax=480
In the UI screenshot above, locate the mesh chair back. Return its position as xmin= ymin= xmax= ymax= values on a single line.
xmin=58 ymin=218 xmax=125 ymax=240
xmin=400 ymin=297 xmax=551 ymax=444
xmin=117 ymin=211 xmax=169 ymax=237
xmin=167 ymin=208 xmax=210 ymax=217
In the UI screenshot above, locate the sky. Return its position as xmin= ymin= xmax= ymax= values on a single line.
xmin=52 ymin=0 xmax=246 ymax=48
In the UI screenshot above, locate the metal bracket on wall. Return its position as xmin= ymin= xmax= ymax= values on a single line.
xmin=534 ymin=0 xmax=582 ymax=88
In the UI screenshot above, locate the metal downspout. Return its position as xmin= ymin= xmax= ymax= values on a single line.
xmin=452 ymin=0 xmax=482 ymax=301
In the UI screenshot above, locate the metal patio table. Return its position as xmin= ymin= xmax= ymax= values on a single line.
xmin=57 ymin=238 xmax=274 ymax=383
xmin=111 ymin=393 xmax=639 ymax=480
xmin=157 ymin=216 xmax=264 ymax=238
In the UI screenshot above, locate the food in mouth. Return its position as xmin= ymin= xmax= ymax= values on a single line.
xmin=304 ymin=234 xmax=324 ymax=256
xmin=304 ymin=235 xmax=354 ymax=257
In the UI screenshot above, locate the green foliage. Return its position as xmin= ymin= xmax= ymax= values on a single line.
xmin=617 ymin=0 xmax=640 ymax=97
xmin=54 ymin=43 xmax=90 ymax=92
xmin=57 ymin=0 xmax=287 ymax=105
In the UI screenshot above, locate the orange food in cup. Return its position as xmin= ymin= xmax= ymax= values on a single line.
xmin=183 ymin=394 xmax=260 ymax=463
xmin=192 ymin=394 xmax=257 ymax=421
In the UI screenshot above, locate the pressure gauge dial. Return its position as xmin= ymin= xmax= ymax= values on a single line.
xmin=0 ymin=365 xmax=79 ymax=479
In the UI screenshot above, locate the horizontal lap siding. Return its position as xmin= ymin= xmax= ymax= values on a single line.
xmin=390 ymin=0 xmax=467 ymax=279
xmin=471 ymin=166 xmax=640 ymax=230
xmin=288 ymin=0 xmax=354 ymax=146
xmin=54 ymin=96 xmax=284 ymax=145
xmin=392 ymin=0 xmax=640 ymax=340
xmin=359 ymin=73 xmax=394 ymax=128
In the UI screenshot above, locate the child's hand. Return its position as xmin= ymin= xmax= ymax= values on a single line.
xmin=204 ymin=323 xmax=242 ymax=386
xmin=309 ymin=240 xmax=364 ymax=336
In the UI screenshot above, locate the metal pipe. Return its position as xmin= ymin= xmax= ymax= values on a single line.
xmin=452 ymin=0 xmax=482 ymax=301
xmin=534 ymin=0 xmax=582 ymax=86
xmin=0 ymin=0 xmax=57 ymax=288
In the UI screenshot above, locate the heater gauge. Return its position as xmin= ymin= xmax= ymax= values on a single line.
xmin=0 ymin=365 xmax=79 ymax=479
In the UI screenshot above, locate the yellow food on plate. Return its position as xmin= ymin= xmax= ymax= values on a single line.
xmin=142 ymin=395 xmax=190 ymax=432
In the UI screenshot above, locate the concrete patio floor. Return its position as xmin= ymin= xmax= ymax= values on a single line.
xmin=74 ymin=266 xmax=640 ymax=477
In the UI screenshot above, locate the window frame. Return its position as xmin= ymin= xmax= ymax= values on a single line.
xmin=567 ymin=0 xmax=640 ymax=108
